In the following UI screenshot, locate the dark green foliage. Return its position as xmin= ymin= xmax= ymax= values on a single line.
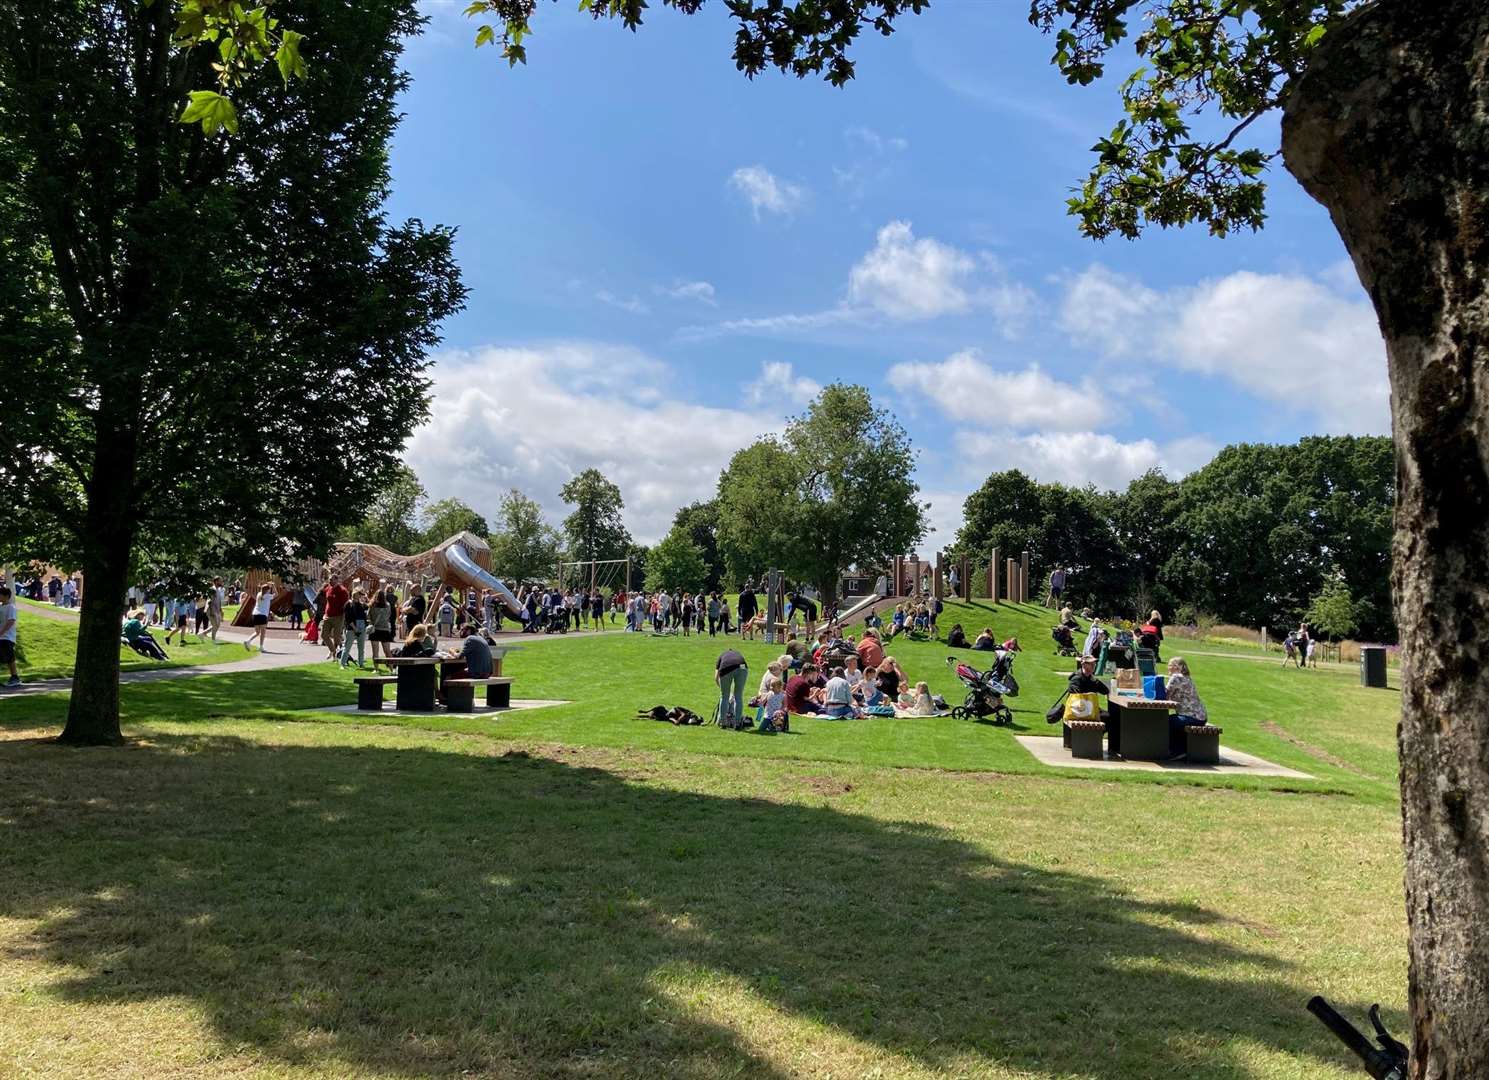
xmin=420 ymin=498 xmax=489 ymax=548
xmin=672 ymin=500 xmax=724 ymax=591
xmin=0 ymin=0 xmax=465 ymax=740
xmin=955 ymin=436 xmax=1395 ymax=640
xmin=339 ymin=465 xmax=427 ymax=554
xmin=716 ymin=384 xmax=926 ymax=602
xmin=560 ymin=468 xmax=632 ymax=563
xmin=489 ymin=488 xmax=561 ymax=585
xmin=645 ymin=525 xmax=707 ymax=594
xmin=1028 ymin=1 xmax=1359 ymax=238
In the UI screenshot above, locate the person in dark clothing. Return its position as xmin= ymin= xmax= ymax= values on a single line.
xmin=946 ymin=623 xmax=969 ymax=649
xmin=785 ymin=663 xmax=824 ymax=715
xmin=458 ymin=625 xmax=494 ymax=678
xmin=737 ymin=582 xmax=758 ymax=632
xmin=1066 ymin=654 xmax=1115 ymax=751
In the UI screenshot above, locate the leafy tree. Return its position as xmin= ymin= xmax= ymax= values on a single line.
xmin=644 ymin=525 xmax=707 ymax=594
xmin=339 ymin=466 xmax=428 ymax=555
xmin=559 ymin=469 xmax=632 ymax=563
xmin=420 ymin=498 xmax=489 ymax=547
xmin=488 ymin=489 xmax=561 ymax=585
xmin=954 ymin=471 xmax=1122 ymax=611
xmin=716 ymin=384 xmax=924 ymax=605
xmin=672 ymin=500 xmax=724 ymax=591
xmin=1307 ymin=579 xmax=1359 ymax=641
xmin=0 ymin=0 xmax=465 ymax=745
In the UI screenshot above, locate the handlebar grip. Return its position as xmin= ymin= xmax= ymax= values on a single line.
xmin=1308 ymin=996 xmax=1383 ymax=1067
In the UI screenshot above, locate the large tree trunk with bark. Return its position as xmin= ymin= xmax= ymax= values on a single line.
xmin=58 ymin=416 xmax=138 ymax=748
xmin=1282 ymin=4 xmax=1489 ymax=1076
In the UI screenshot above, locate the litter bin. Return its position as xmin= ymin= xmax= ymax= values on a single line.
xmin=1360 ymin=645 xmax=1388 ymax=689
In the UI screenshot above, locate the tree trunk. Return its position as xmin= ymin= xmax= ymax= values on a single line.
xmin=1281 ymin=5 xmax=1489 ymax=1077
xmin=58 ymin=422 xmax=138 ymax=747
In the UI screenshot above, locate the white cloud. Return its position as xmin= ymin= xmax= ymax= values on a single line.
xmin=848 ymin=220 xmax=977 ymax=320
xmin=685 ymin=221 xmax=1032 ymax=341
xmin=594 ymin=289 xmax=649 ymax=315
xmin=729 ymin=165 xmax=806 ymax=220
xmin=405 ymin=344 xmax=770 ymax=545
xmin=745 ymin=361 xmax=821 ymax=406
xmin=844 ymin=125 xmax=908 ymax=153
xmin=888 ymin=349 xmax=1106 ymax=431
xmin=662 ymin=280 xmax=717 ymax=305
xmin=954 ymin=430 xmax=1218 ymax=492
xmin=1061 ymin=265 xmax=1389 ymax=433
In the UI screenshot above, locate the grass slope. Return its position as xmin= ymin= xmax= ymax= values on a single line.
xmin=9 ymin=609 xmax=246 ymax=681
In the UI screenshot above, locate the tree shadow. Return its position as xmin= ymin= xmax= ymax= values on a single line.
xmin=0 ymin=735 xmax=1390 ymax=1077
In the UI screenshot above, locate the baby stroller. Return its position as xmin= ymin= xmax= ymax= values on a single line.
xmin=540 ymin=608 xmax=570 ymax=634
xmin=946 ymin=655 xmax=1016 ymax=725
xmin=1051 ymin=624 xmax=1078 ymax=656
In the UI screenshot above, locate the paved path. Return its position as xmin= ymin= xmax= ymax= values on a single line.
xmin=5 ymin=637 xmax=335 ymax=697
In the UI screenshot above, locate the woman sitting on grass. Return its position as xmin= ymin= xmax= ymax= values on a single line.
xmin=945 ymin=623 xmax=969 ymax=649
xmin=398 ymin=623 xmax=437 ymax=658
xmin=903 ymin=681 xmax=936 ymax=716
xmin=972 ymin=627 xmax=996 ymax=651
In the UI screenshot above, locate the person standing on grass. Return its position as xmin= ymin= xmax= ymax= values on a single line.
xmin=340 ymin=589 xmax=370 ymax=669
xmin=715 ymin=645 xmax=749 ymax=728
xmin=248 ymin=583 xmax=274 ymax=652
xmin=1295 ymin=622 xmax=1311 ymax=671
xmin=209 ymin=577 xmax=225 ymax=642
xmin=320 ymin=576 xmax=349 ymax=660
xmin=0 ymin=586 xmax=19 ymax=687
xmin=367 ymin=589 xmax=395 ymax=663
xmin=1048 ymin=566 xmax=1067 ymax=608
xmin=591 ymin=589 xmax=605 ymax=632
xmin=402 ymin=582 xmax=426 ymax=637
xmin=737 ymin=579 xmax=757 ymax=634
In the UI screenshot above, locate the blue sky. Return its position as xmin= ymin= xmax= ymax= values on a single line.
xmin=388 ymin=1 xmax=1388 ymax=550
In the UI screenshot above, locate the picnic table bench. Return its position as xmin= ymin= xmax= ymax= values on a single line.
xmin=444 ymin=676 xmax=514 ymax=712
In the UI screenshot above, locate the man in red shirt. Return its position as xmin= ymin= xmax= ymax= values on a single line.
xmin=785 ymin=663 xmax=825 ymax=715
xmin=856 ymin=628 xmax=885 ymax=671
xmin=320 ymin=576 xmax=350 ymax=659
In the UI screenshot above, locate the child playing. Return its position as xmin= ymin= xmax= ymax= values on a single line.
xmin=857 ymin=668 xmax=883 ymax=707
xmin=844 ymin=655 xmax=862 ymax=687
xmin=437 ymin=596 xmax=456 ymax=638
xmin=758 ymin=660 xmax=784 ymax=700
xmin=910 ymin=681 xmax=936 ymax=715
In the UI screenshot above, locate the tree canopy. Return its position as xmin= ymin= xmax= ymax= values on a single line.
xmin=489 ymin=488 xmax=561 ymax=584
xmin=0 ymin=0 xmax=465 ymax=743
xmin=644 ymin=525 xmax=707 ymax=594
xmin=559 ymin=468 xmax=632 ymax=563
xmin=420 ymin=498 xmax=490 ymax=548
xmin=716 ymin=384 xmax=925 ymax=602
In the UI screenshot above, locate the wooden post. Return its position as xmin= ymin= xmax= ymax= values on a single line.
xmin=959 ymin=556 xmax=970 ymax=600
xmin=1006 ymin=559 xmax=1017 ymax=604
xmin=933 ymin=552 xmax=945 ymax=600
xmin=1020 ymin=551 xmax=1030 ymax=604
xmin=989 ymin=547 xmax=1001 ymax=604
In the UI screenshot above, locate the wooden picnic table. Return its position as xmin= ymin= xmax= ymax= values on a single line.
xmin=1107 ymin=690 xmax=1179 ymax=759
xmin=379 ymin=655 xmax=442 ymax=711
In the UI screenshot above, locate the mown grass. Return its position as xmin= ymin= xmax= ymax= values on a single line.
xmin=8 ymin=608 xmax=247 ymax=681
xmin=0 ymin=720 xmax=1405 ymax=1080
xmin=0 ymin=598 xmax=1409 ymax=1077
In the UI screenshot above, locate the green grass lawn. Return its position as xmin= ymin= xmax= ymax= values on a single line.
xmin=0 ymin=597 xmax=1410 ymax=1078
xmin=9 ymin=608 xmax=247 ymax=681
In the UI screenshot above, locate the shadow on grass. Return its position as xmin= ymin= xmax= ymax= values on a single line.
xmin=0 ymin=734 xmax=1385 ymax=1077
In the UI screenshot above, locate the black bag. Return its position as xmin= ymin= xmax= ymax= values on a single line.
xmin=1045 ymin=688 xmax=1071 ymax=724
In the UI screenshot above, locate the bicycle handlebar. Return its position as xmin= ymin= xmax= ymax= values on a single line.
xmin=1307 ymin=996 xmax=1407 ymax=1080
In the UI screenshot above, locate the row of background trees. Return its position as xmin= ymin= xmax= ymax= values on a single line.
xmin=354 ymin=387 xmax=1392 ymax=643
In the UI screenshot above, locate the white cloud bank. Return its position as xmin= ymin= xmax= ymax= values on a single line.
xmin=1061 ymin=265 xmax=1389 ymax=434
xmin=405 ymin=345 xmax=771 ymax=544
xmin=955 ymin=430 xmax=1219 ymax=492
xmin=887 ymin=350 xmax=1106 ymax=432
xmin=729 ymin=165 xmax=807 ymax=220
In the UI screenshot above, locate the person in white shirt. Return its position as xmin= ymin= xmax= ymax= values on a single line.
xmin=0 ymin=586 xmax=19 ymax=686
xmin=822 ymin=666 xmax=856 ymax=719
xmin=248 ymin=583 xmax=274 ymax=652
xmin=843 ymin=655 xmax=863 ymax=687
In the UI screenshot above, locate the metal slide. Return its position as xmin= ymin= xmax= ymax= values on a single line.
xmin=817 ymin=591 xmax=900 ymax=633
xmin=442 ymin=542 xmax=529 ymax=620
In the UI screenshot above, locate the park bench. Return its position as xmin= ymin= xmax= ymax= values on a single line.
xmin=354 ymin=674 xmax=398 ymax=711
xmin=444 ymin=676 xmax=514 ymax=712
xmin=1185 ymin=724 xmax=1223 ymax=764
xmin=1066 ymin=719 xmax=1106 ymax=760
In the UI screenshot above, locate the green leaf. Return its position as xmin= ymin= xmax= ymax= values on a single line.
xmin=1303 ymin=24 xmax=1327 ymax=47
xmin=180 ymin=89 xmax=238 ymax=135
xmin=474 ymin=24 xmax=496 ymax=47
xmin=276 ymin=30 xmax=307 ymax=85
